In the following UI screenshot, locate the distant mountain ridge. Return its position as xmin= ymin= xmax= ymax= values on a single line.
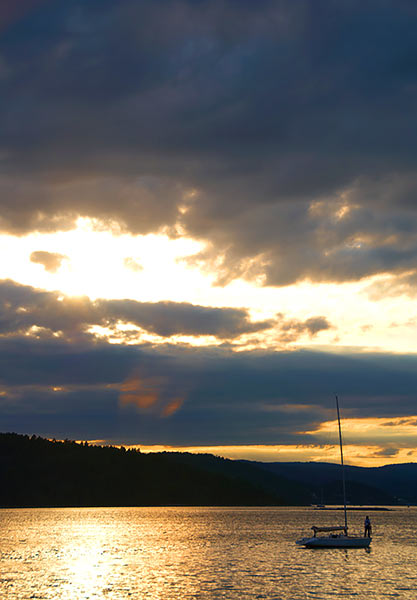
xmin=243 ymin=460 xmax=417 ymax=505
xmin=0 ymin=433 xmax=415 ymax=507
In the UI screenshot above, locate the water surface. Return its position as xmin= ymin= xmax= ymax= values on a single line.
xmin=1 ymin=506 xmax=416 ymax=599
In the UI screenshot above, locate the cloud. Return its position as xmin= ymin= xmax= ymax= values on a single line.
xmin=0 ymin=279 xmax=337 ymax=343
xmin=371 ymin=447 xmax=399 ymax=458
xmin=123 ymin=257 xmax=143 ymax=272
xmin=30 ymin=250 xmax=69 ymax=272
xmin=162 ymin=398 xmax=183 ymax=417
xmin=0 ymin=0 xmax=52 ymax=33
xmin=276 ymin=314 xmax=331 ymax=342
xmin=102 ymin=298 xmax=274 ymax=338
xmin=119 ymin=372 xmax=183 ymax=417
xmin=0 ymin=279 xmax=274 ymax=339
xmin=1 ymin=333 xmax=417 ymax=446
xmin=1 ymin=1 xmax=417 ymax=286
xmin=365 ymin=271 xmax=417 ymax=300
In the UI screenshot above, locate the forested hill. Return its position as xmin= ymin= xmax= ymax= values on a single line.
xmin=245 ymin=460 xmax=417 ymax=506
xmin=0 ymin=433 xmax=299 ymax=507
xmin=0 ymin=433 xmax=415 ymax=508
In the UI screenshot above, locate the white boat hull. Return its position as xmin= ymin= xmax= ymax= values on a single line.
xmin=297 ymin=536 xmax=371 ymax=548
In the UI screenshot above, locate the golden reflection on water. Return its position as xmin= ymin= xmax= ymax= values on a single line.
xmin=59 ymin=534 xmax=116 ymax=598
xmin=1 ymin=507 xmax=417 ymax=599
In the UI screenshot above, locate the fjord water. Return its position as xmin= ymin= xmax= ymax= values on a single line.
xmin=1 ymin=507 xmax=416 ymax=599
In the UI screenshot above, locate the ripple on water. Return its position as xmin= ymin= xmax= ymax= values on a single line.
xmin=0 ymin=507 xmax=417 ymax=599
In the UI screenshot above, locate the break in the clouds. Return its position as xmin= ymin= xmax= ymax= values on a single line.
xmin=1 ymin=0 xmax=417 ymax=286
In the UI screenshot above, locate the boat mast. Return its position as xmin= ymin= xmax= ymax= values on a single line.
xmin=335 ymin=395 xmax=348 ymax=533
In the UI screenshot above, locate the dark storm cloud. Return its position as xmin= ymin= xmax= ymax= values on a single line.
xmin=0 ymin=279 xmax=273 ymax=339
xmin=0 ymin=0 xmax=52 ymax=32
xmin=1 ymin=1 xmax=417 ymax=285
xmin=1 ymin=334 xmax=417 ymax=445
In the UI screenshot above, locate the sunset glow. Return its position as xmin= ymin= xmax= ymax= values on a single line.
xmin=1 ymin=0 xmax=417 ymax=470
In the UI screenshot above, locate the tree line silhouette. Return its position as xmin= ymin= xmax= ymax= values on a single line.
xmin=0 ymin=433 xmax=282 ymax=507
xmin=1 ymin=432 xmax=414 ymax=508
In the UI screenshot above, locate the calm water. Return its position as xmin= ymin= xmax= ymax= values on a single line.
xmin=1 ymin=506 xmax=417 ymax=599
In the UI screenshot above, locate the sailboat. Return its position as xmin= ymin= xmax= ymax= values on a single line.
xmin=296 ymin=396 xmax=372 ymax=548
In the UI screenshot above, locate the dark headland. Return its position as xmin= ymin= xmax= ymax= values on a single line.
xmin=0 ymin=433 xmax=416 ymax=508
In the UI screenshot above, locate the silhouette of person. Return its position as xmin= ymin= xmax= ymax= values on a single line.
xmin=364 ymin=515 xmax=372 ymax=537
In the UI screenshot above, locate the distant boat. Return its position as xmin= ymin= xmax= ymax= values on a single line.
xmin=296 ymin=396 xmax=372 ymax=549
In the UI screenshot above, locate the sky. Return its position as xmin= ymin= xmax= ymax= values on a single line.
xmin=1 ymin=0 xmax=417 ymax=467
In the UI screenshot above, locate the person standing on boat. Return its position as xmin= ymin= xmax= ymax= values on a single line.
xmin=364 ymin=516 xmax=372 ymax=537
